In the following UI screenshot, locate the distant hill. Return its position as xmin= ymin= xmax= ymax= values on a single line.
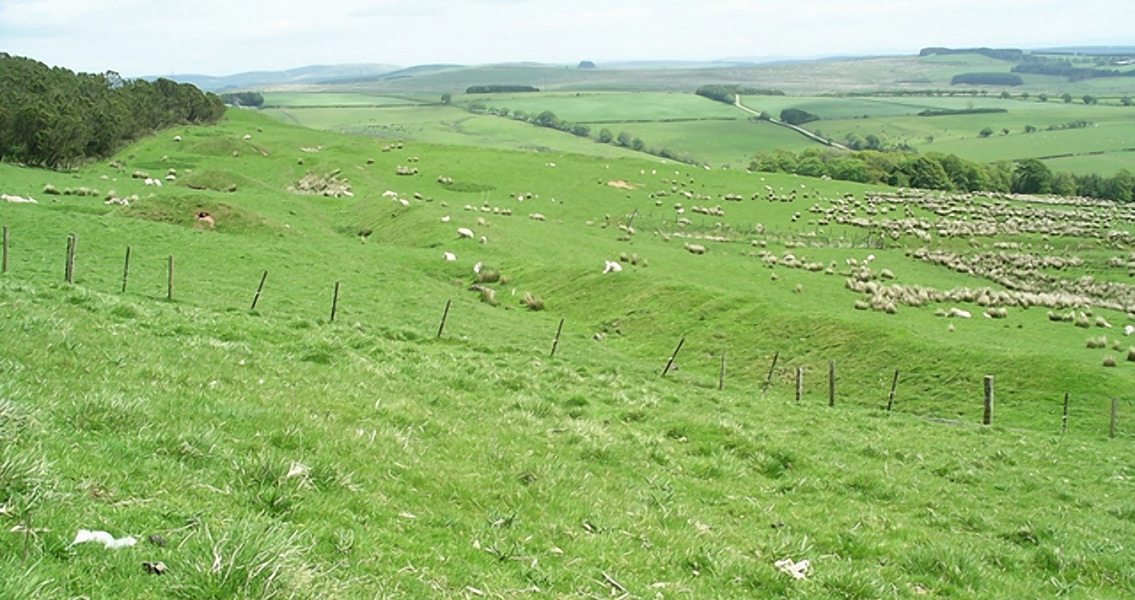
xmin=1034 ymin=46 xmax=1135 ymax=56
xmin=145 ymin=63 xmax=400 ymax=91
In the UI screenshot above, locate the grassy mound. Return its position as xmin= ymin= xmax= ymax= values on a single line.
xmin=119 ymin=194 xmax=282 ymax=235
xmin=177 ymin=169 xmax=247 ymax=192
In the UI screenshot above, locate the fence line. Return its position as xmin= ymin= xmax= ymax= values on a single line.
xmin=0 ymin=225 xmax=1125 ymax=440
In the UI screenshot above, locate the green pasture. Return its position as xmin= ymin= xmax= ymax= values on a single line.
xmin=262 ymin=105 xmax=645 ymax=158
xmin=456 ymin=91 xmax=741 ymax=122
xmin=0 ymin=109 xmax=1132 ymax=599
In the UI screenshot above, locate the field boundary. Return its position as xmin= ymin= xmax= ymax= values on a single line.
xmin=734 ymin=96 xmax=850 ymax=150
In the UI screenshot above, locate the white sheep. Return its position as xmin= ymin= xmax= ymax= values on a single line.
xmin=602 ymin=260 xmax=623 ymax=274
xmin=473 ymin=261 xmax=483 ymax=274
xmin=457 ymin=227 xmax=474 ymax=239
xmin=443 ymin=252 xmax=456 ymax=262
xmin=383 ymin=190 xmax=397 ymax=197
xmin=479 ymin=235 xmax=487 ymax=245
xmin=1125 ymin=325 xmax=1134 ymax=336
xmin=2 ymin=193 xmax=37 ymax=204
xmin=947 ymin=308 xmax=972 ymax=319
xmin=441 ymin=216 xmax=450 ymax=222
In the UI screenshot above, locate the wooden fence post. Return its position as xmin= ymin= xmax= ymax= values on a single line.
xmin=1062 ymin=393 xmax=1069 ymax=433
xmin=2 ymin=226 xmax=8 ymax=274
xmin=330 ymin=281 xmax=340 ymax=322
xmin=886 ymin=370 xmax=899 ymax=411
xmin=550 ymin=318 xmax=564 ymax=357
xmin=64 ymin=234 xmax=76 ymax=283
xmin=719 ymin=350 xmax=727 ymax=391
xmin=760 ymin=351 xmax=779 ymax=400
xmin=251 ymin=270 xmax=268 ymax=310
xmin=167 ymin=255 xmax=174 ymax=301
xmin=828 ymin=360 xmax=835 ymax=407
xmin=436 ymin=299 xmax=451 ymax=338
xmin=983 ymin=376 xmax=994 ymax=425
xmin=1111 ymin=397 xmax=1119 ymax=439
xmin=661 ymin=337 xmax=685 ymax=377
xmin=121 ymin=246 xmax=131 ymax=293
xmin=795 ymin=367 xmax=803 ymax=402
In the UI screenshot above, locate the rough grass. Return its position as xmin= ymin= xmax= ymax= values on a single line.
xmin=0 ymin=108 xmax=1131 ymax=599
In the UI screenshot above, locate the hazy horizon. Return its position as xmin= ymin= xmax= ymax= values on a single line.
xmin=2 ymin=0 xmax=1133 ymax=77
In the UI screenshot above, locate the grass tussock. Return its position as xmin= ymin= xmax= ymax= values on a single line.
xmin=475 ymin=268 xmax=502 ymax=284
xmin=170 ymin=521 xmax=320 ymax=600
xmin=521 ymin=292 xmax=544 ymax=311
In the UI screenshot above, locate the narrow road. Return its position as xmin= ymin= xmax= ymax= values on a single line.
xmin=734 ymin=95 xmax=850 ymax=151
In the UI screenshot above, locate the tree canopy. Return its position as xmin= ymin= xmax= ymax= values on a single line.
xmin=0 ymin=53 xmax=224 ymax=167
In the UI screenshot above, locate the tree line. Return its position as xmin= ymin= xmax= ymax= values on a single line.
xmin=0 ymin=53 xmax=225 ymax=168
xmin=466 ymin=85 xmax=539 ymax=94
xmin=950 ymin=73 xmax=1023 ymax=86
xmin=749 ymin=148 xmax=1134 ymax=202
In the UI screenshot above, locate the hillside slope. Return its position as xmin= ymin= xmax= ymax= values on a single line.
xmin=0 ymin=110 xmax=1131 ymax=599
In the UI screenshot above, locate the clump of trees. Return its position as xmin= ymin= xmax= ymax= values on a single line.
xmin=749 ymin=148 xmax=1135 ymax=202
xmin=778 ymin=108 xmax=820 ymax=125
xmin=917 ymin=108 xmax=1008 ymax=117
xmin=466 ymin=85 xmax=539 ymax=94
xmin=219 ymin=91 xmax=264 ymax=107
xmin=0 ymin=53 xmax=225 ymax=167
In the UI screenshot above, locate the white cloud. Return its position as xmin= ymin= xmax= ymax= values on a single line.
xmin=1 ymin=0 xmax=1132 ymax=76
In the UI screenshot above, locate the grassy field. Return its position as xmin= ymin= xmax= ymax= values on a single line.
xmin=454 ymin=91 xmax=742 ymax=122
xmin=1 ymin=109 xmax=1133 ymax=599
xmin=739 ymin=96 xmax=1135 ymax=175
xmin=259 ymin=89 xmax=1135 ymax=175
xmin=262 ymin=104 xmax=646 ymax=158
xmin=261 ymin=92 xmax=429 ymax=107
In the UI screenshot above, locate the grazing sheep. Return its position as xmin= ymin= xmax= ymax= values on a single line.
xmin=603 ymin=260 xmax=623 ymax=274
xmin=529 ymin=213 xmax=546 ymax=221
xmin=173 ymin=135 xmax=181 ymax=142
xmin=443 ymin=252 xmax=457 ymax=262
xmin=947 ymin=308 xmax=972 ymax=319
xmin=1125 ymin=325 xmax=1134 ymax=336
xmin=457 ymin=227 xmax=474 ymax=239
xmin=195 ymin=212 xmax=215 ymax=229
xmin=2 ymin=193 xmax=37 ymax=204
xmin=684 ymin=243 xmax=706 ymax=255
xmin=479 ymin=236 xmax=487 ymax=245
xmin=441 ymin=216 xmax=450 ymax=222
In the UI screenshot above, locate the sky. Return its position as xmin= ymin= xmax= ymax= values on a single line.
xmin=1 ymin=0 xmax=1133 ymax=76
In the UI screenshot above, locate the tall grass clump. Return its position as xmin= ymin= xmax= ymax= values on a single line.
xmin=170 ymin=521 xmax=320 ymax=600
xmin=521 ymin=292 xmax=545 ymax=311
